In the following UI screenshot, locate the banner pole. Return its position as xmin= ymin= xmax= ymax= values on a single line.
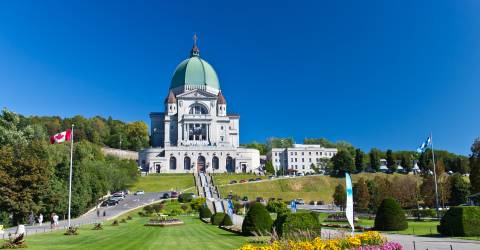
xmin=67 ymin=124 xmax=75 ymax=228
xmin=430 ymin=132 xmax=440 ymax=220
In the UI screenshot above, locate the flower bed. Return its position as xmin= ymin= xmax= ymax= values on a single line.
xmin=144 ymin=217 xmax=184 ymax=227
xmin=238 ymin=231 xmax=402 ymax=250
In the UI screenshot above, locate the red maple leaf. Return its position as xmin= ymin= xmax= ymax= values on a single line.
xmin=54 ymin=133 xmax=64 ymax=140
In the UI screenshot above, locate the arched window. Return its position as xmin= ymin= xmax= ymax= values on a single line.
xmin=226 ymin=156 xmax=234 ymax=173
xmin=212 ymin=156 xmax=219 ymax=170
xmin=197 ymin=156 xmax=206 ymax=172
xmin=184 ymin=156 xmax=191 ymax=170
xmin=189 ymin=104 xmax=208 ymax=114
xmin=169 ymin=156 xmax=176 ymax=170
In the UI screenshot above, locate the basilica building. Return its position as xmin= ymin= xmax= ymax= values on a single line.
xmin=139 ymin=39 xmax=260 ymax=174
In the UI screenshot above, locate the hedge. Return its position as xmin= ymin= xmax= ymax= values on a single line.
xmin=211 ymin=212 xmax=227 ymax=225
xmin=437 ymin=206 xmax=480 ymax=236
xmin=273 ymin=212 xmax=321 ymax=238
xmin=222 ymin=214 xmax=233 ymax=226
xmin=374 ymin=198 xmax=408 ymax=231
xmin=199 ymin=206 xmax=212 ymax=219
xmin=242 ymin=203 xmax=273 ymax=236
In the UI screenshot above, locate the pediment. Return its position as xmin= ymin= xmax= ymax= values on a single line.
xmin=176 ymin=89 xmax=217 ymax=99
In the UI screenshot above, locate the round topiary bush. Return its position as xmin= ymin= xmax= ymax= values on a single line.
xmin=242 ymin=203 xmax=273 ymax=236
xmin=199 ymin=206 xmax=212 ymax=219
xmin=221 ymin=214 xmax=233 ymax=226
xmin=374 ymin=198 xmax=408 ymax=231
xmin=178 ymin=193 xmax=193 ymax=203
xmin=211 ymin=212 xmax=226 ymax=225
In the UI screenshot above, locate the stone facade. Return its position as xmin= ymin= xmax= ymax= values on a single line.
xmin=267 ymin=144 xmax=337 ymax=174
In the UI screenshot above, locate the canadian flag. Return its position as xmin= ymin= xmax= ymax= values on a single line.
xmin=50 ymin=129 xmax=72 ymax=144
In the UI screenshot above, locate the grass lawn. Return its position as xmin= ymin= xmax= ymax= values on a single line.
xmin=218 ymin=173 xmax=410 ymax=203
xmin=129 ymin=173 xmax=195 ymax=192
xmin=25 ymin=210 xmax=249 ymax=250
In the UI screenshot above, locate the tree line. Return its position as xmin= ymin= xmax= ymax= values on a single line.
xmin=333 ymin=138 xmax=480 ymax=212
xmin=0 ymin=108 xmax=139 ymax=226
xmin=27 ymin=111 xmax=149 ymax=151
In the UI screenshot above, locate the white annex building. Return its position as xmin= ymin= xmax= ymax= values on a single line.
xmin=139 ymin=39 xmax=260 ymax=174
xmin=268 ymin=144 xmax=337 ymax=174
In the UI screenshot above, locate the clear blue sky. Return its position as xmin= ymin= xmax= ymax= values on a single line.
xmin=0 ymin=0 xmax=479 ymax=155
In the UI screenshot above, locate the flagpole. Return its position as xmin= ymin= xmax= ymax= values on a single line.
xmin=67 ymin=124 xmax=75 ymax=228
xmin=430 ymin=132 xmax=440 ymax=220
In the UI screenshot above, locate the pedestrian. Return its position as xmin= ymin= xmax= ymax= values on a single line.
xmin=38 ymin=213 xmax=43 ymax=226
xmin=28 ymin=212 xmax=36 ymax=226
xmin=53 ymin=213 xmax=59 ymax=227
xmin=50 ymin=213 xmax=55 ymax=229
xmin=103 ymin=211 xmax=106 ymax=217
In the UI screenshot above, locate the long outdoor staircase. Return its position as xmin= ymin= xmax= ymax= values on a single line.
xmin=194 ymin=172 xmax=228 ymax=214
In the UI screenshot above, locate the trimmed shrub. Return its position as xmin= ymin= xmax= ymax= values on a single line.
xmin=190 ymin=198 xmax=207 ymax=211
xmin=211 ymin=212 xmax=226 ymax=225
xmin=374 ymin=198 xmax=407 ymax=231
xmin=242 ymin=203 xmax=273 ymax=236
xmin=437 ymin=206 xmax=480 ymax=236
xmin=221 ymin=214 xmax=233 ymax=226
xmin=199 ymin=206 xmax=212 ymax=219
xmin=266 ymin=200 xmax=288 ymax=214
xmin=273 ymin=212 xmax=321 ymax=237
xmin=178 ymin=193 xmax=194 ymax=203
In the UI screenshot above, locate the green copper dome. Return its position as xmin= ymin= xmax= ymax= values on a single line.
xmin=170 ymin=51 xmax=220 ymax=91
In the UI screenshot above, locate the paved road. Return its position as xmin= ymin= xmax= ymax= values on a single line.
xmin=321 ymin=228 xmax=480 ymax=250
xmin=2 ymin=192 xmax=166 ymax=237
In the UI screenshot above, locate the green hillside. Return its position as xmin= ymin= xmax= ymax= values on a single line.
xmin=217 ymin=173 xmax=409 ymax=203
xmin=129 ymin=174 xmax=195 ymax=192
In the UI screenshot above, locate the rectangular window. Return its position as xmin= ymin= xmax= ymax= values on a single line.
xmin=295 ymin=158 xmax=297 ymax=162
xmin=302 ymin=158 xmax=305 ymax=162
xmin=302 ymin=152 xmax=304 ymax=155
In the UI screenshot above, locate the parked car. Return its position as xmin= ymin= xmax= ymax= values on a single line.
xmin=101 ymin=199 xmax=118 ymax=207
xmin=170 ymin=191 xmax=179 ymax=198
xmin=239 ymin=179 xmax=247 ymax=183
xmin=242 ymin=196 xmax=249 ymax=201
xmin=109 ymin=196 xmax=124 ymax=202
xmin=256 ymin=197 xmax=265 ymax=203
xmin=297 ymin=172 xmax=305 ymax=177
xmin=248 ymin=178 xmax=255 ymax=182
xmin=229 ymin=180 xmax=238 ymax=184
xmin=268 ymin=175 xmax=275 ymax=179
xmin=255 ymin=177 xmax=262 ymax=181
xmin=294 ymin=198 xmax=305 ymax=205
xmin=113 ymin=191 xmax=125 ymax=196
xmin=162 ymin=193 xmax=171 ymax=199
xmin=134 ymin=190 xmax=145 ymax=195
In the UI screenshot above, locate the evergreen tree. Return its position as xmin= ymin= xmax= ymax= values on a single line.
xmin=449 ymin=173 xmax=470 ymax=206
xmin=470 ymin=138 xmax=480 ymax=194
xmin=400 ymin=155 xmax=412 ymax=172
xmin=264 ymin=160 xmax=275 ymax=174
xmin=353 ymin=178 xmax=370 ymax=212
xmin=333 ymin=184 xmax=346 ymax=210
xmin=369 ymin=149 xmax=381 ymax=171
xmin=354 ymin=148 xmax=364 ymax=172
xmin=331 ymin=150 xmax=354 ymax=176
xmin=386 ymin=149 xmax=396 ymax=172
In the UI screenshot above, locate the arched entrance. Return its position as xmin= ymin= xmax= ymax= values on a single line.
xmin=226 ymin=156 xmax=234 ymax=173
xmin=184 ymin=156 xmax=191 ymax=170
xmin=169 ymin=156 xmax=176 ymax=170
xmin=212 ymin=156 xmax=219 ymax=170
xmin=197 ymin=155 xmax=206 ymax=172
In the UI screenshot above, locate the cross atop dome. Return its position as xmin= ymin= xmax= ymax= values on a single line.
xmin=191 ymin=33 xmax=200 ymax=57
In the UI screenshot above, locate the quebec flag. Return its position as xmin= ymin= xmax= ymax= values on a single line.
xmin=417 ymin=136 xmax=432 ymax=153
